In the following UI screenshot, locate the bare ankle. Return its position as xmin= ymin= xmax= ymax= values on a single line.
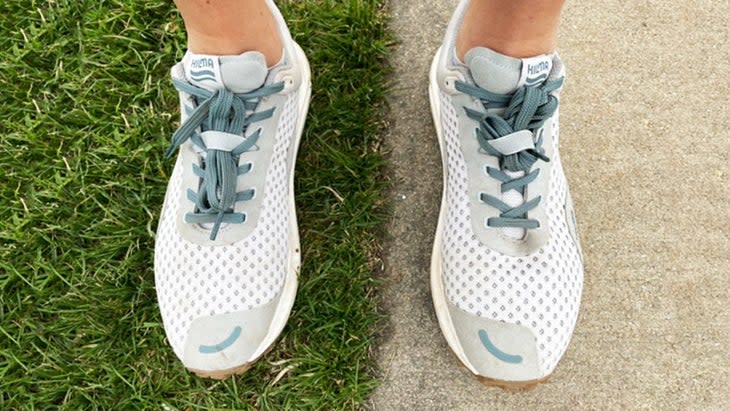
xmin=176 ymin=0 xmax=283 ymax=66
xmin=456 ymin=0 xmax=564 ymax=60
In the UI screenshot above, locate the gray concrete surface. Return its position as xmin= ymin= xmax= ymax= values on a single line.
xmin=370 ymin=0 xmax=730 ymax=409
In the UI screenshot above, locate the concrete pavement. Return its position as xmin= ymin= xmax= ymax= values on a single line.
xmin=370 ymin=0 xmax=730 ymax=409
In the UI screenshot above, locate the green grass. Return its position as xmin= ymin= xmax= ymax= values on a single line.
xmin=0 ymin=0 xmax=390 ymax=409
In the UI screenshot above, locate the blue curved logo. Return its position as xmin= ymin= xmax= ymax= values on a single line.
xmin=525 ymin=73 xmax=549 ymax=86
xmin=190 ymin=69 xmax=217 ymax=82
xmin=198 ymin=326 xmax=242 ymax=354
xmin=478 ymin=329 xmax=523 ymax=364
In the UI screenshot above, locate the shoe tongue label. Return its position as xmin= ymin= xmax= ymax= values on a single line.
xmin=518 ymin=55 xmax=553 ymax=88
xmin=185 ymin=54 xmax=223 ymax=91
xmin=183 ymin=52 xmax=269 ymax=93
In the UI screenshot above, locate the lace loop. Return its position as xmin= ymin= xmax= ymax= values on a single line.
xmin=166 ymin=78 xmax=284 ymax=240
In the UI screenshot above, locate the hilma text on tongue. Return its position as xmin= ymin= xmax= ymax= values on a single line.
xmin=527 ymin=60 xmax=550 ymax=75
xmin=191 ymin=58 xmax=215 ymax=69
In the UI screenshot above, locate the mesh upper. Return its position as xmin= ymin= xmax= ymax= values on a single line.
xmin=438 ymin=89 xmax=583 ymax=374
xmin=155 ymin=92 xmax=298 ymax=357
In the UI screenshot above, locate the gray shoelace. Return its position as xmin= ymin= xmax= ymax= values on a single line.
xmin=166 ymin=79 xmax=284 ymax=240
xmin=456 ymin=77 xmax=564 ymax=229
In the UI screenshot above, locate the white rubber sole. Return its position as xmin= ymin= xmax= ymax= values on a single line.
xmin=427 ymin=49 xmax=479 ymax=377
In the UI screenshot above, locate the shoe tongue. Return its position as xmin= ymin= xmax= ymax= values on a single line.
xmin=464 ymin=47 xmax=553 ymax=94
xmin=183 ymin=51 xmax=269 ymax=93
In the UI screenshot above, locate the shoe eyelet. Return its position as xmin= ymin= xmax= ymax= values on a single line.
xmin=444 ymin=75 xmax=459 ymax=93
xmin=280 ymin=75 xmax=295 ymax=92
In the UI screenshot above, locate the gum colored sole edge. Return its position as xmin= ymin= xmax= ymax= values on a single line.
xmin=187 ymin=344 xmax=276 ymax=380
xmin=475 ymin=374 xmax=551 ymax=392
xmin=188 ymin=362 xmax=254 ymax=380
xmin=452 ymin=351 xmax=552 ymax=392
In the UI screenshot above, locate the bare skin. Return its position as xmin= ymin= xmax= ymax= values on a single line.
xmin=174 ymin=0 xmax=282 ymax=66
xmin=174 ymin=0 xmax=562 ymax=64
xmin=456 ymin=0 xmax=566 ymax=60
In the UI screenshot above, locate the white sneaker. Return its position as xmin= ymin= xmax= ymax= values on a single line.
xmin=429 ymin=0 xmax=583 ymax=390
xmin=154 ymin=0 xmax=311 ymax=378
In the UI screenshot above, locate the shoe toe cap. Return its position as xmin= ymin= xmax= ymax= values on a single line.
xmin=180 ymin=295 xmax=279 ymax=373
xmin=447 ymin=302 xmax=545 ymax=382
